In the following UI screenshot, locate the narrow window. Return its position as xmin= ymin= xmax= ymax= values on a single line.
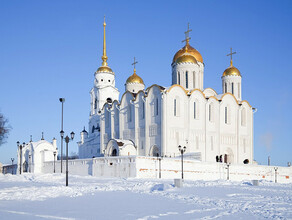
xmin=241 ymin=108 xmax=246 ymax=126
xmin=186 ymin=71 xmax=188 ymax=89
xmin=178 ymin=72 xmax=180 ymax=85
xmin=141 ymin=141 xmax=144 ymax=149
xmin=156 ymin=98 xmax=159 ymax=116
xmin=94 ymin=98 xmax=97 ymax=109
xmin=128 ymin=105 xmax=132 ymax=122
xmin=231 ymin=82 xmax=234 ymax=94
xmin=142 ymin=102 xmax=145 ymax=119
xmin=193 ymin=72 xmax=196 ymax=88
xmin=174 ymin=99 xmax=177 ymax=116
xmin=209 ymin=104 xmax=212 ymax=122
xmin=194 ymin=102 xmax=196 ymax=119
xmin=224 ymin=83 xmax=227 ymax=93
xmin=225 ymin=106 xmax=228 ymax=124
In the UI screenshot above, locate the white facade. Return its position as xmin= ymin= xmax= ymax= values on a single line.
xmin=79 ymin=23 xmax=254 ymax=165
xmin=17 ymin=139 xmax=58 ymax=174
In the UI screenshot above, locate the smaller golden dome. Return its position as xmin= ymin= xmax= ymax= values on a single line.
xmin=176 ymin=54 xmax=197 ymax=64
xmin=96 ymin=66 xmax=113 ymax=73
xmin=223 ymin=61 xmax=241 ymax=77
xmin=126 ymin=70 xmax=144 ymax=84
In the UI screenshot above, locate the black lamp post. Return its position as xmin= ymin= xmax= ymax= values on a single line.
xmin=29 ymin=154 xmax=31 ymax=173
xmin=17 ymin=141 xmax=25 ymax=174
xmin=60 ymin=129 xmax=64 ymax=172
xmin=59 ymin=98 xmax=65 ymax=173
xmin=178 ymin=145 xmax=186 ymax=180
xmin=274 ymin=167 xmax=278 ymax=183
xmin=53 ymin=151 xmax=56 ymax=173
xmin=226 ymin=163 xmax=230 ymax=180
xmin=11 ymin=158 xmax=14 ymax=165
xmin=65 ymin=131 xmax=75 ymax=186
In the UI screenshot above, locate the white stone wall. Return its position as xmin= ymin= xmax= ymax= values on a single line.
xmin=42 ymin=156 xmax=292 ymax=183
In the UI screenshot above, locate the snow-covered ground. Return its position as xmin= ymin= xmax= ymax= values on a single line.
xmin=0 ymin=173 xmax=291 ymax=219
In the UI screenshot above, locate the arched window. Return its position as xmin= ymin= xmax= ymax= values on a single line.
xmin=92 ymin=126 xmax=95 ymax=133
xmin=241 ymin=108 xmax=246 ymax=126
xmin=231 ymin=82 xmax=234 ymax=94
xmin=105 ymin=110 xmax=110 ymax=128
xmin=224 ymin=83 xmax=227 ymax=93
xmin=186 ymin=71 xmax=188 ymax=89
xmin=177 ymin=72 xmax=180 ymax=85
xmin=107 ymin=98 xmax=112 ymax=103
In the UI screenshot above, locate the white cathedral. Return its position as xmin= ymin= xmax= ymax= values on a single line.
xmin=78 ymin=20 xmax=255 ymax=165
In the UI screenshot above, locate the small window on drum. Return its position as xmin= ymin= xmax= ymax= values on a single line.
xmin=106 ymin=98 xmax=112 ymax=103
xmin=108 ymin=80 xmax=110 ymax=82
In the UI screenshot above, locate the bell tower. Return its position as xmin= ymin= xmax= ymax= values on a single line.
xmin=90 ymin=17 xmax=119 ymax=115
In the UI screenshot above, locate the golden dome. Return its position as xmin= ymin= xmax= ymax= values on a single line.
xmin=223 ymin=61 xmax=241 ymax=77
xmin=173 ymin=42 xmax=203 ymax=64
xmin=126 ymin=70 xmax=144 ymax=84
xmin=176 ymin=54 xmax=197 ymax=64
xmin=96 ymin=66 xmax=113 ymax=73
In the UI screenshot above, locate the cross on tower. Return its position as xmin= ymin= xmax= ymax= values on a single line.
xmin=132 ymin=57 xmax=138 ymax=70
xmin=182 ymin=23 xmax=192 ymax=44
xmin=227 ymin=47 xmax=236 ymax=65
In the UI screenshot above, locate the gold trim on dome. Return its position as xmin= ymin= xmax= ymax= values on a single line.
xmin=97 ymin=66 xmax=113 ymax=73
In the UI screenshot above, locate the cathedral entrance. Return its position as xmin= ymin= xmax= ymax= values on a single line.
xmin=149 ymin=145 xmax=160 ymax=157
xmin=23 ymin=161 xmax=28 ymax=172
xmin=112 ymin=149 xmax=117 ymax=156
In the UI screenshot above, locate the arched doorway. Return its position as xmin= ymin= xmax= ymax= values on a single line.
xmin=150 ymin=145 xmax=160 ymax=157
xmin=112 ymin=149 xmax=117 ymax=156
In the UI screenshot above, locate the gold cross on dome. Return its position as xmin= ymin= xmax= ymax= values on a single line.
xmin=132 ymin=57 xmax=138 ymax=70
xmin=227 ymin=47 xmax=236 ymax=65
xmin=182 ymin=23 xmax=192 ymax=44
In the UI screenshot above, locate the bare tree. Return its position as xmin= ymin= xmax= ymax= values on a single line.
xmin=0 ymin=113 xmax=10 ymax=146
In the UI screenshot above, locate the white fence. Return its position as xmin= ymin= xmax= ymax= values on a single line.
xmin=43 ymin=156 xmax=292 ymax=183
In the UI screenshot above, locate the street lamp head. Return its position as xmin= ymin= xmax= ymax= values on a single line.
xmin=17 ymin=141 xmax=20 ymax=147
xmin=59 ymin=98 xmax=65 ymax=103
xmin=23 ymin=142 xmax=25 ymax=146
xmin=183 ymin=146 xmax=186 ymax=150
xmin=60 ymin=130 xmax=64 ymax=138
xmin=53 ymin=151 xmax=56 ymax=156
xmin=178 ymin=145 xmax=182 ymax=150
xmin=70 ymin=131 xmax=75 ymax=140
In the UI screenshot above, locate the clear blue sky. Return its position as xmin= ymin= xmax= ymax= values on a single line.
xmin=0 ymin=0 xmax=291 ymax=166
